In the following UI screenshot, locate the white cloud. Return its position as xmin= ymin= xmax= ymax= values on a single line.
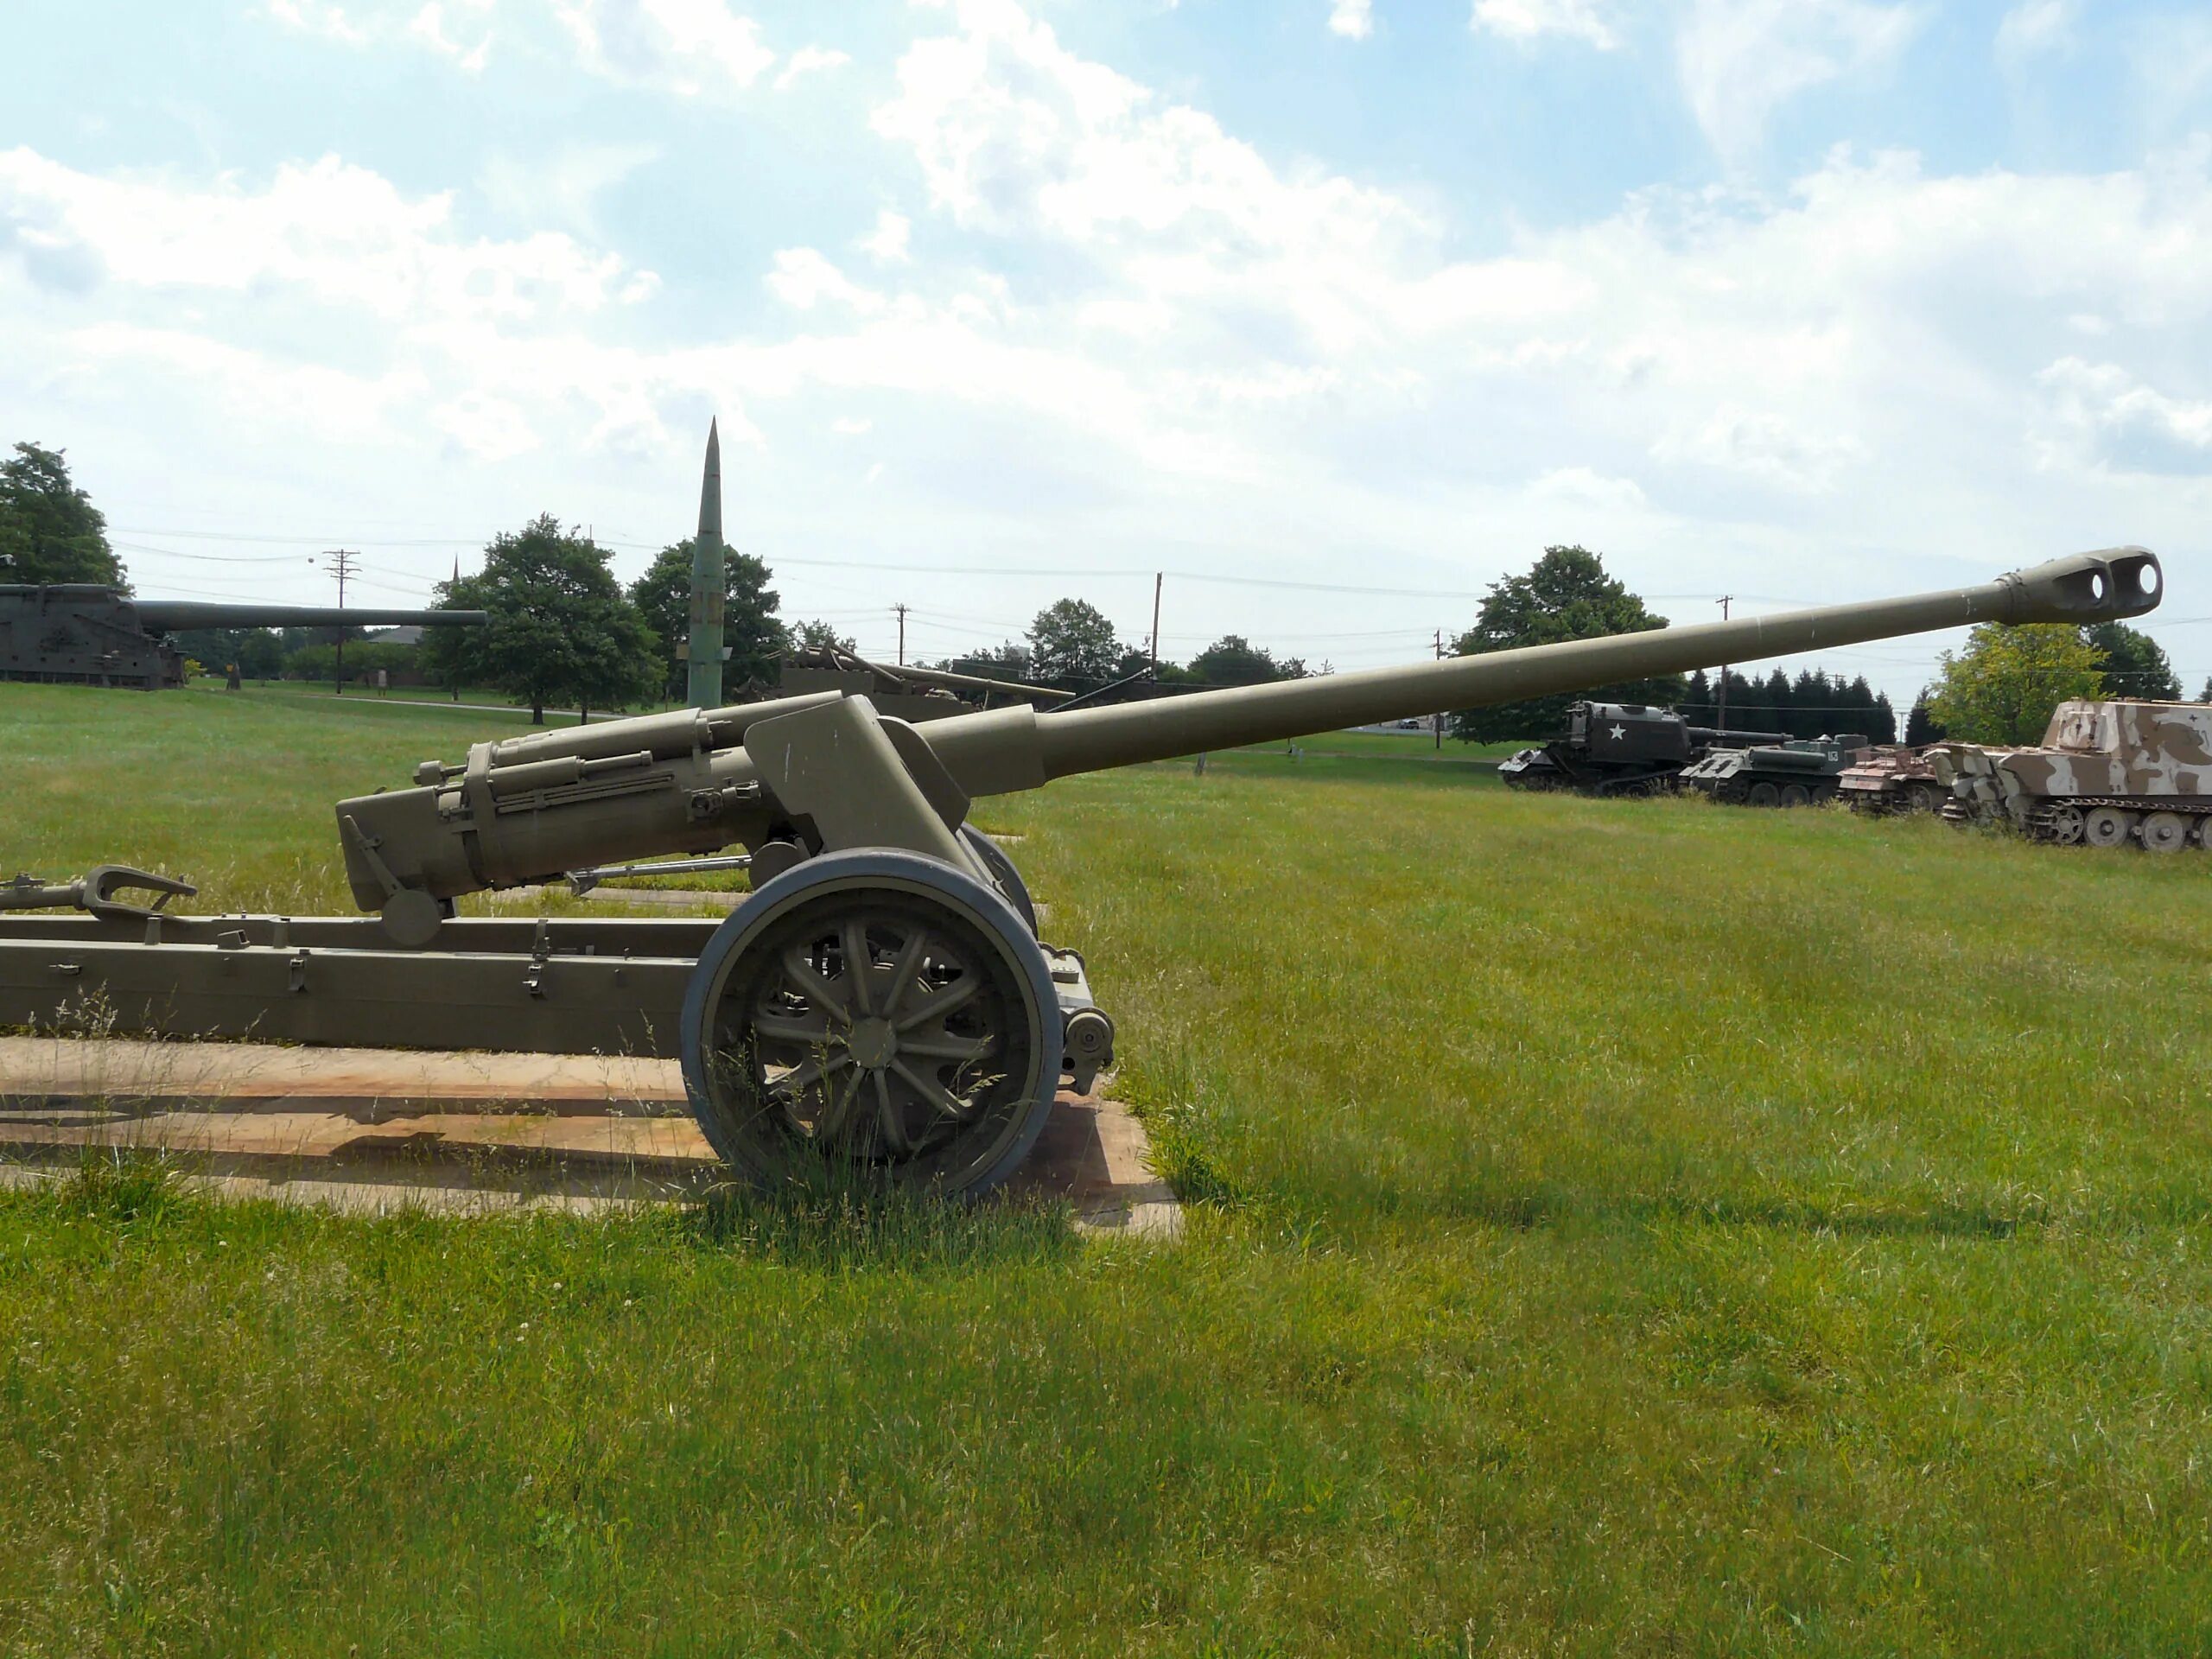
xmin=0 ymin=148 xmax=645 ymax=320
xmin=554 ymin=0 xmax=774 ymax=93
xmin=858 ymin=209 xmax=912 ymax=263
xmin=1654 ymin=407 xmax=1869 ymax=492
xmin=1529 ymin=467 xmax=1647 ymax=509
xmin=406 ymin=2 xmax=493 ymax=71
xmin=1676 ymin=0 xmax=1921 ymax=166
xmin=764 ymin=248 xmax=892 ymax=315
xmin=775 ymin=44 xmax=851 ymax=91
xmin=831 ymin=416 xmax=873 ymax=435
xmin=1328 ymin=0 xmax=1373 ymax=42
xmin=264 ymin=0 xmax=495 ymax=67
xmin=264 ymin=0 xmax=373 ymax=47
xmin=478 ymin=142 xmax=659 ymax=238
xmin=433 ymin=391 xmax=541 ymax=460
xmin=1996 ymin=0 xmax=2073 ymax=67
xmin=2036 ymin=359 xmax=2212 ymax=472
xmin=1471 ymin=0 xmax=1619 ymax=51
xmin=0 ymin=146 xmax=676 ymax=474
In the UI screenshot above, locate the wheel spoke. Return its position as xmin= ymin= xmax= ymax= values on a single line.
xmin=780 ymin=947 xmax=849 ymax=1023
xmin=841 ymin=921 xmax=874 ymax=1016
xmin=874 ymin=1070 xmax=912 ymax=1154
xmin=880 ymin=927 xmax=931 ymax=1019
xmin=899 ymin=1031 xmax=1000 ymax=1064
xmin=893 ymin=974 xmax=982 ymax=1033
xmin=752 ymin=1011 xmax=833 ymax=1046
xmin=891 ymin=1057 xmax=975 ymax=1122
xmin=770 ymin=1049 xmax=853 ymax=1103
xmin=811 ymin=1065 xmax=867 ymax=1142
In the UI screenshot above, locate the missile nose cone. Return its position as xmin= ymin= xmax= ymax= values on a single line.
xmin=697 ymin=417 xmax=723 ymax=543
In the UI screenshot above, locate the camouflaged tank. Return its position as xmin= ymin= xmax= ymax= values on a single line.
xmin=1836 ymin=745 xmax=1947 ymax=814
xmin=1935 ymin=700 xmax=2212 ymax=851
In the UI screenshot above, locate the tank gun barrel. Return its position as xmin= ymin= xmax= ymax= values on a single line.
xmin=131 ymin=601 xmax=488 ymax=632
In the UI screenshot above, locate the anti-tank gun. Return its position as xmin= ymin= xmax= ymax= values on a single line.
xmin=0 ymin=546 xmax=2166 ymax=1195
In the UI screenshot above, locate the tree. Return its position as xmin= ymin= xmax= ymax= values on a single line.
xmin=628 ymin=539 xmax=787 ymax=701
xmin=1449 ymin=546 xmax=1684 ymax=742
xmin=1188 ymin=634 xmax=1305 ymax=686
xmin=421 ymin=515 xmax=658 ymax=725
xmin=946 ymin=642 xmax=1033 ymax=681
xmin=1027 ymin=598 xmax=1122 ymax=687
xmin=790 ymin=618 xmax=856 ymax=654
xmin=1927 ymin=622 xmax=2103 ymax=746
xmin=0 ymin=442 xmax=124 ymax=586
xmin=1904 ymin=691 xmax=1945 ymax=746
xmin=2202 ymin=676 xmax=2212 ymax=703
xmin=171 ymin=626 xmax=285 ymax=683
xmin=2082 ymin=621 xmax=2180 ymax=702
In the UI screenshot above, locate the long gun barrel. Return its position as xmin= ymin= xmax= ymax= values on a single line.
xmin=337 ymin=549 xmax=2160 ymax=918
xmin=132 ymin=601 xmax=488 ymax=632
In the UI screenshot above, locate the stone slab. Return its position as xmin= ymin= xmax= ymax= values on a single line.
xmin=0 ymin=1037 xmax=1179 ymax=1237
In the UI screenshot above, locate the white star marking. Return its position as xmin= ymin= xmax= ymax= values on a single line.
xmin=1609 ymin=724 xmax=1626 ymax=741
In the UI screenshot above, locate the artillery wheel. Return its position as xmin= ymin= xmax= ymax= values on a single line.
xmin=2082 ymin=806 xmax=2136 ymax=849
xmin=1906 ymin=783 xmax=1940 ymax=814
xmin=679 ymin=849 xmax=1063 ymax=1198
xmin=1780 ymin=783 xmax=1813 ymax=809
xmin=2044 ymin=805 xmax=2085 ymax=846
xmin=1746 ymin=781 xmax=1781 ymax=808
xmin=2139 ymin=810 xmax=2190 ymax=855
xmin=958 ymin=824 xmax=1038 ymax=936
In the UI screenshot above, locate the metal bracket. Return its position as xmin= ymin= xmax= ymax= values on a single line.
xmin=0 ymin=865 xmax=199 ymax=922
xmin=744 ymin=695 xmax=982 ymax=876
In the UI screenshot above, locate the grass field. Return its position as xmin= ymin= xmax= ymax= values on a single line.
xmin=3 ymin=681 xmax=2210 ymax=1656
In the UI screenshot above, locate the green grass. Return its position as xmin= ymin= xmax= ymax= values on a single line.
xmin=4 ymin=680 xmax=2211 ymax=1655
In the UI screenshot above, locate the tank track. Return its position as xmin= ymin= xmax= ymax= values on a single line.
xmin=2023 ymin=798 xmax=2212 ymax=847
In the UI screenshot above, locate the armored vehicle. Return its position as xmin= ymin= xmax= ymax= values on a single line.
xmin=778 ymin=646 xmax=1071 ymax=722
xmin=1679 ymin=733 xmax=1872 ymax=806
xmin=1836 ymin=745 xmax=1947 ymax=814
xmin=1935 ymin=699 xmax=2212 ymax=850
xmin=0 ymin=451 xmax=2164 ymax=1196
xmin=1498 ymin=701 xmax=1788 ymax=795
xmin=0 ymin=585 xmax=486 ymax=690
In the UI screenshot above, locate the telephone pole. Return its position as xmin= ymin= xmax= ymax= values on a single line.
xmin=1434 ymin=628 xmax=1446 ymax=751
xmin=894 ymin=603 xmax=909 ymax=666
xmin=1149 ymin=573 xmax=1163 ymax=675
xmin=320 ymin=549 xmax=358 ymax=695
xmin=1714 ymin=594 xmax=1733 ymax=730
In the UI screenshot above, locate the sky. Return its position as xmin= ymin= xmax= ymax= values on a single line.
xmin=4 ymin=0 xmax=2211 ymax=707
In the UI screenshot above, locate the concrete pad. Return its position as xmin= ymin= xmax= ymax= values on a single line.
xmin=0 ymin=1037 xmax=1179 ymax=1237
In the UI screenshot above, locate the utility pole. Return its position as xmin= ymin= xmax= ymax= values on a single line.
xmin=1434 ymin=628 xmax=1446 ymax=751
xmin=319 ymin=549 xmax=358 ymax=695
xmin=1149 ymin=573 xmax=1163 ymax=675
xmin=1715 ymin=595 xmax=1733 ymax=730
xmin=894 ymin=603 xmax=908 ymax=666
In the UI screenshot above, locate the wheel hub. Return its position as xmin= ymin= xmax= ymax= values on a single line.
xmin=847 ymin=1015 xmax=899 ymax=1070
